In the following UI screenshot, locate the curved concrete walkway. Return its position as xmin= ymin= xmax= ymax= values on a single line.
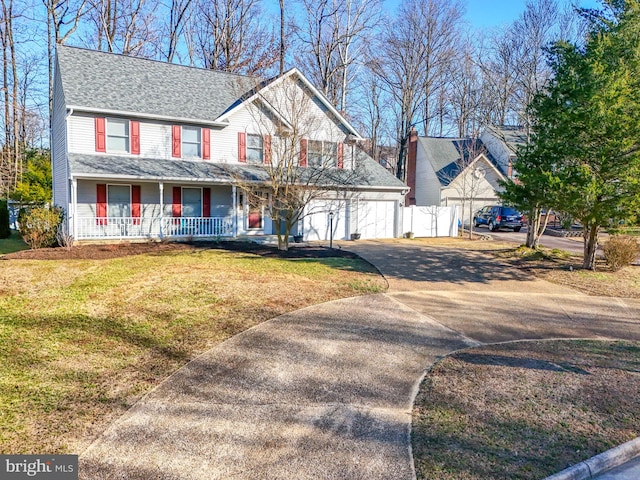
xmin=80 ymin=293 xmax=474 ymax=479
xmin=80 ymin=239 xmax=640 ymax=479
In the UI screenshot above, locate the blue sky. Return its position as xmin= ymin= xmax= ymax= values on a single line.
xmin=463 ymin=0 xmax=601 ymax=29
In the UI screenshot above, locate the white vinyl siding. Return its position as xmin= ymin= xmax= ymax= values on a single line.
xmin=67 ymin=114 xmax=96 ymax=154
xmin=51 ymin=59 xmax=69 ymax=222
xmin=64 ymin=81 xmax=356 ymax=169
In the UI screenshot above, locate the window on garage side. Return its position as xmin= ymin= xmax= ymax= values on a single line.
xmin=246 ymin=134 xmax=263 ymax=164
xmin=308 ymin=140 xmax=337 ymax=167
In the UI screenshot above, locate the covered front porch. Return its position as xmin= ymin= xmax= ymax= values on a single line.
xmin=70 ymin=179 xmax=275 ymax=241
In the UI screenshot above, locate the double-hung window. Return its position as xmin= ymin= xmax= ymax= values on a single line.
xmin=107 ymin=119 xmax=129 ymax=153
xmin=182 ymin=187 xmax=202 ymax=217
xmin=308 ymin=140 xmax=337 ymax=167
xmin=108 ymin=185 xmax=131 ymax=218
xmin=182 ymin=127 xmax=201 ymax=157
xmin=246 ymin=134 xmax=263 ymax=164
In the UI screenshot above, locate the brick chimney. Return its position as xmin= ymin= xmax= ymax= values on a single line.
xmin=405 ymin=127 xmax=418 ymax=206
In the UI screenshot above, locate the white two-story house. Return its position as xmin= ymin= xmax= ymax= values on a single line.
xmin=52 ymin=46 xmax=407 ymax=242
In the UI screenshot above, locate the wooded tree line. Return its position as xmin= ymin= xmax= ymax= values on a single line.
xmin=0 ymin=0 xmax=596 ymax=198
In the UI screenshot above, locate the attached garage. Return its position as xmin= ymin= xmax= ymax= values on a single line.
xmin=303 ymin=200 xmax=348 ymax=241
xmin=354 ymin=199 xmax=396 ymax=239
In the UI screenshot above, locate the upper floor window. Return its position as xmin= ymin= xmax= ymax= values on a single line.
xmin=107 ymin=118 xmax=130 ymax=153
xmin=95 ymin=117 xmax=140 ymax=154
xmin=308 ymin=140 xmax=337 ymax=167
xmin=246 ymin=134 xmax=263 ymax=164
xmin=182 ymin=126 xmax=201 ymax=157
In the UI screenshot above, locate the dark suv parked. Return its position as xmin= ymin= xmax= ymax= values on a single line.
xmin=473 ymin=205 xmax=524 ymax=232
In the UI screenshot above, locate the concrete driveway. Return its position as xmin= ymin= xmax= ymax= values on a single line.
xmin=80 ymin=281 xmax=473 ymax=479
xmin=80 ymin=239 xmax=640 ymax=479
xmin=346 ymin=239 xmax=640 ymax=344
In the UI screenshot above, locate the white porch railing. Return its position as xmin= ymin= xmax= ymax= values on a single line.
xmin=76 ymin=216 xmax=234 ymax=240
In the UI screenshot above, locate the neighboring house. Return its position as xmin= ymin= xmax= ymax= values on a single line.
xmin=52 ymin=46 xmax=407 ymax=242
xmin=480 ymin=125 xmax=527 ymax=180
xmin=405 ymin=129 xmax=508 ymax=211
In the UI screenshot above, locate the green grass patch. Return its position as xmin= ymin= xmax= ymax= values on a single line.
xmin=0 ymin=230 xmax=28 ymax=255
xmin=0 ymin=248 xmax=385 ymax=453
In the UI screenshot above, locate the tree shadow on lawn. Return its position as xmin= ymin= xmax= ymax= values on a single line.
xmin=455 ymin=352 xmax=591 ymax=375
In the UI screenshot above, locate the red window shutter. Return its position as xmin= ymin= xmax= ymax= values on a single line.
xmin=132 ymin=185 xmax=141 ymax=224
xmin=96 ymin=184 xmax=107 ymax=225
xmin=95 ymin=118 xmax=106 ymax=152
xmin=337 ymin=142 xmax=344 ymax=169
xmin=131 ymin=121 xmax=140 ymax=155
xmin=203 ymin=187 xmax=211 ymax=217
xmin=202 ymin=128 xmax=210 ymax=160
xmin=172 ymin=125 xmax=181 ymax=158
xmin=172 ymin=187 xmax=182 ymax=217
xmin=300 ymin=139 xmax=307 ymax=167
xmin=263 ymin=135 xmax=272 ymax=164
xmin=238 ymin=132 xmax=246 ymax=163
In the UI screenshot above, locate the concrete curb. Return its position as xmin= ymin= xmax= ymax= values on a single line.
xmin=544 ymin=437 xmax=640 ymax=480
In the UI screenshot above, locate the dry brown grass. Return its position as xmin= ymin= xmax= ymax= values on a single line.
xmin=0 ymin=247 xmax=385 ymax=454
xmin=412 ymin=340 xmax=640 ymax=480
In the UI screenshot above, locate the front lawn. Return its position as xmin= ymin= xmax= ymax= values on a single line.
xmin=412 ymin=340 xmax=640 ymax=480
xmin=0 ymin=230 xmax=28 ymax=255
xmin=0 ymin=246 xmax=385 ymax=453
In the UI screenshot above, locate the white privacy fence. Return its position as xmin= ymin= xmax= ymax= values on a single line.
xmin=402 ymin=206 xmax=459 ymax=238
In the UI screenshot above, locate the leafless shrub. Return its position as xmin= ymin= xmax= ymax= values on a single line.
xmin=603 ymin=235 xmax=639 ymax=271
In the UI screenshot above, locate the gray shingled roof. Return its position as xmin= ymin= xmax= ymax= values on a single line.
xmin=489 ymin=125 xmax=527 ymax=152
xmin=419 ymin=137 xmax=502 ymax=186
xmin=68 ymin=152 xmax=406 ymax=190
xmin=57 ymin=46 xmax=260 ymax=122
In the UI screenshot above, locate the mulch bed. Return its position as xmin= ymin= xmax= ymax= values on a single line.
xmin=2 ymin=241 xmax=360 ymax=261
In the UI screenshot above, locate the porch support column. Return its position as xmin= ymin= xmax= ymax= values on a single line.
xmin=159 ymin=182 xmax=164 ymax=238
xmin=71 ymin=178 xmax=78 ymax=240
xmin=232 ymin=185 xmax=237 ymax=237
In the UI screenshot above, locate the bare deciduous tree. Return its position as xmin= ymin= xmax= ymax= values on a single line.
xmin=293 ymin=0 xmax=379 ymax=112
xmin=233 ymin=75 xmax=361 ymax=250
xmin=82 ymin=0 xmax=157 ymax=56
xmin=43 ymin=0 xmax=87 ymax=119
xmin=190 ymin=0 xmax=278 ymax=75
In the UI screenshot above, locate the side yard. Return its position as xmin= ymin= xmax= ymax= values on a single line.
xmin=0 ymin=242 xmax=385 ymax=454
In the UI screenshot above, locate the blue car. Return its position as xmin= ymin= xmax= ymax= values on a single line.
xmin=473 ymin=205 xmax=524 ymax=232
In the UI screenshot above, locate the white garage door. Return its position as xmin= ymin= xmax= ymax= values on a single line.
xmin=356 ymin=200 xmax=396 ymax=239
xmin=304 ymin=200 xmax=348 ymax=241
